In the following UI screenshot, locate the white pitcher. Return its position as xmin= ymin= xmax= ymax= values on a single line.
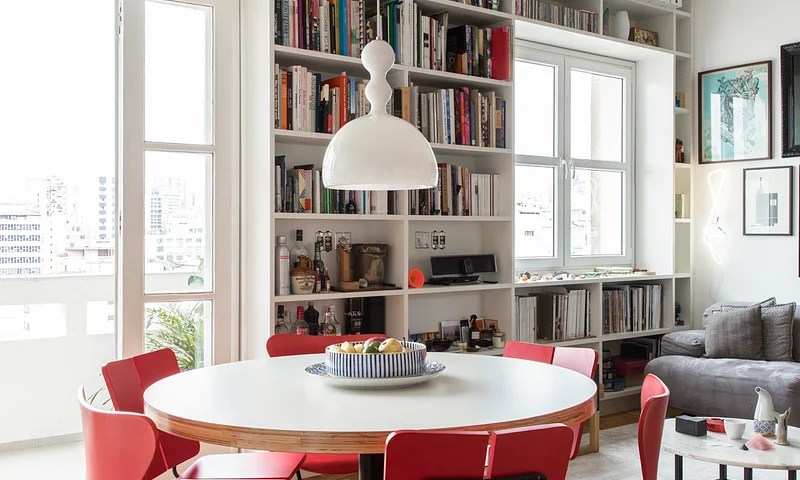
xmin=754 ymin=387 xmax=777 ymax=436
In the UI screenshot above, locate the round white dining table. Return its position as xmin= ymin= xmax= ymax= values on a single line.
xmin=144 ymin=352 xmax=597 ymax=480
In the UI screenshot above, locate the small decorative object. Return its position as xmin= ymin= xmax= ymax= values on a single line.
xmin=775 ymin=407 xmax=791 ymax=446
xmin=485 ymin=319 xmax=499 ymax=331
xmin=746 ymin=434 xmax=775 ymax=450
xmin=408 ymin=268 xmax=425 ymax=288
xmin=425 ymin=338 xmax=453 ymax=352
xmin=705 ymin=418 xmax=725 ymax=433
xmin=338 ymin=241 xmax=353 ymax=284
xmin=724 ymin=419 xmax=746 ymax=440
xmin=353 ymin=243 xmax=388 ymax=285
xmin=675 ymin=92 xmax=687 ymax=108
xmin=492 ymin=330 xmax=506 ymax=348
xmin=675 ymin=138 xmax=685 ymax=163
xmin=602 ymin=8 xmax=609 ymax=36
xmin=358 ymin=277 xmax=369 ymax=288
xmin=612 ymin=11 xmax=630 ymax=40
xmin=440 ymin=320 xmax=461 ymax=341
xmin=290 ymin=255 xmax=315 ymax=294
xmin=675 ymin=194 xmax=686 ymax=219
xmin=454 ymin=341 xmax=467 ymax=351
xmin=780 ymin=42 xmax=800 ymax=157
xmin=754 ymin=386 xmax=777 ymax=436
xmin=675 ymin=415 xmax=707 ymax=437
xmin=541 ymin=273 xmax=553 ymax=281
xmin=699 ymin=61 xmax=772 ymax=163
xmin=743 ymin=166 xmax=793 ymax=236
xmin=629 ymin=27 xmax=658 ymax=47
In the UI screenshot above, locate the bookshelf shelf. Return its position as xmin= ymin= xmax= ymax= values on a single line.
xmin=273 ymin=45 xmax=368 ymax=76
xmin=274 ymin=289 xmax=406 ymax=303
xmin=408 ymin=215 xmax=512 ymax=222
xmin=674 ymin=218 xmax=691 ymax=224
xmin=405 ymin=65 xmax=512 ymax=89
xmin=539 ymin=337 xmax=600 ymax=348
xmin=274 ymin=213 xmax=403 ymax=221
xmin=604 ymin=0 xmax=680 ymax=19
xmin=674 ymin=107 xmax=690 ymax=115
xmin=602 ymin=385 xmax=643 ymax=401
xmin=602 ymin=327 xmax=677 ymax=342
xmin=407 ymin=282 xmax=515 ymax=295
xmin=413 ymin=0 xmax=512 ymax=25
xmin=674 ymin=51 xmax=692 ymax=60
xmin=674 ymin=163 xmax=691 ymax=169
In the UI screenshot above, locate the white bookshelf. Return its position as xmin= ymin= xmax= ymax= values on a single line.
xmin=240 ymin=0 xmax=694 ymax=414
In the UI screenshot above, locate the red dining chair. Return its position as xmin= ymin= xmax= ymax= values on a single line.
xmin=102 ymin=348 xmax=306 ymax=480
xmin=552 ymin=346 xmax=599 ymax=460
xmin=503 ymin=341 xmax=555 ymax=364
xmin=265 ymin=334 xmax=380 ymax=475
xmin=384 ymin=430 xmax=490 ymax=480
xmin=79 ymin=387 xmax=306 ymax=480
xmin=638 ymin=374 xmax=670 ymax=480
xmin=485 ymin=424 xmax=574 ymax=480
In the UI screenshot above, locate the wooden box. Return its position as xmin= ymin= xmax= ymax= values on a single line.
xmin=629 ymin=27 xmax=659 ymax=47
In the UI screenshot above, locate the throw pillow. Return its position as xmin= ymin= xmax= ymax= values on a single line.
xmin=702 ymin=297 xmax=776 ymax=327
xmin=661 ymin=330 xmax=705 ymax=357
xmin=705 ymin=305 xmax=763 ymax=360
xmin=723 ymin=303 xmax=795 ymax=361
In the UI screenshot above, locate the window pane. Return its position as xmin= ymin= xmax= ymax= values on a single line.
xmin=571 ymin=169 xmax=624 ymax=256
xmin=146 ymin=0 xmax=212 ymax=144
xmin=515 ymin=61 xmax=556 ymax=158
xmin=145 ymin=151 xmax=211 ymax=294
xmin=515 ymin=165 xmax=556 ymax=258
xmin=570 ymin=70 xmax=624 ymax=162
xmin=145 ymin=301 xmax=210 ymax=370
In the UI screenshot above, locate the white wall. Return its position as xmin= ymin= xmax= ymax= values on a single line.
xmin=692 ymin=0 xmax=800 ymax=322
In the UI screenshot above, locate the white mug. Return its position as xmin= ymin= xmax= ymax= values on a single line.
xmin=724 ymin=419 xmax=746 ymax=440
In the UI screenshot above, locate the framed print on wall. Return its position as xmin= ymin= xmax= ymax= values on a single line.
xmin=699 ymin=61 xmax=772 ymax=164
xmin=743 ymin=166 xmax=793 ymax=236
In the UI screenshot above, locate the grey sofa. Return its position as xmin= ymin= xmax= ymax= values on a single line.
xmin=645 ymin=303 xmax=800 ymax=427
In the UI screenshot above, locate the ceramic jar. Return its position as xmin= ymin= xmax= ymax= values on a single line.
xmin=290 ymin=255 xmax=315 ymax=295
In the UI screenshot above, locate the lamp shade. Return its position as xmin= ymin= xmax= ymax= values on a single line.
xmin=322 ymin=39 xmax=438 ymax=190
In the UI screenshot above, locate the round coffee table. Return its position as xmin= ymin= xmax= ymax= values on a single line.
xmin=662 ymin=418 xmax=800 ymax=480
xmin=144 ymin=352 xmax=597 ymax=480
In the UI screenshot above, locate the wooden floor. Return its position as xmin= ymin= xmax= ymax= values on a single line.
xmin=312 ymin=409 xmax=681 ymax=480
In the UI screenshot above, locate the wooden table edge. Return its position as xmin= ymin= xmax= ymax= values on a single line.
xmin=145 ymin=395 xmax=596 ymax=454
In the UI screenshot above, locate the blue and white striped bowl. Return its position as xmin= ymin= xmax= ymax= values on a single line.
xmin=325 ymin=341 xmax=427 ymax=378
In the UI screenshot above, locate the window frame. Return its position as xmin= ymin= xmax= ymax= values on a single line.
xmin=514 ymin=42 xmax=635 ymax=271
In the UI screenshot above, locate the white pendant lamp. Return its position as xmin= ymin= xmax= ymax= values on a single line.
xmin=322 ymin=5 xmax=438 ymax=191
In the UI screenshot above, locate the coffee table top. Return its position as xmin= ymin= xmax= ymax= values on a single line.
xmin=662 ymin=418 xmax=800 ymax=470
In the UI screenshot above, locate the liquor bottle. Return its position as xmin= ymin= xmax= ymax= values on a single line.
xmin=305 ymin=302 xmax=320 ymax=335
xmin=313 ymin=240 xmax=325 ymax=293
xmin=290 ymin=229 xmax=309 ymax=268
xmin=275 ymin=235 xmax=291 ymax=295
xmin=321 ymin=304 xmax=339 ymax=335
xmin=275 ymin=305 xmax=290 ymax=334
xmin=295 ymin=306 xmax=308 ymax=335
xmin=468 ymin=314 xmax=480 ymax=348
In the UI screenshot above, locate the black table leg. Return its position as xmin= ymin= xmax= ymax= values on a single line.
xmin=717 ymin=464 xmax=729 ymax=480
xmin=744 ymin=467 xmax=753 ymax=480
xmin=359 ymin=453 xmax=385 ymax=480
xmin=789 ymin=470 xmax=797 ymax=480
xmin=675 ymin=454 xmax=684 ymax=480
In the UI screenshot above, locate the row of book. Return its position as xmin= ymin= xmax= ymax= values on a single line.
xmin=275 ymin=155 xmax=398 ymax=214
xmin=274 ymin=0 xmax=512 ymax=80
xmin=393 ymin=85 xmax=507 ymax=148
xmin=409 ymin=164 xmax=500 ymax=216
xmin=515 ymin=0 xmax=599 ymax=34
xmin=602 ymin=284 xmax=664 ymax=335
xmin=274 ymin=66 xmax=368 ymax=133
xmin=516 ymin=289 xmax=592 ymax=343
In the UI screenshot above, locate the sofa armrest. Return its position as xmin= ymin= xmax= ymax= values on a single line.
xmin=661 ymin=330 xmax=705 ymax=357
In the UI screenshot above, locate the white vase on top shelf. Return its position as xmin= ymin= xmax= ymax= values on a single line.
xmin=613 ymin=11 xmax=630 ymax=41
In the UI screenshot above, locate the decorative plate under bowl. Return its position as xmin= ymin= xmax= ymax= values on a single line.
xmin=305 ymin=361 xmax=446 ymax=389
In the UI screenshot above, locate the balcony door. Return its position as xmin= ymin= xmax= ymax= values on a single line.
xmin=119 ymin=0 xmax=240 ymax=366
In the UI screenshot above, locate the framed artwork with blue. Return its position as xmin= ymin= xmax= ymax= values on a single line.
xmin=699 ymin=61 xmax=772 ymax=164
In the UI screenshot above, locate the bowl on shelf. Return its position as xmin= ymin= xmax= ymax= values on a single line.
xmin=324 ymin=340 xmax=427 ymax=378
xmin=425 ymin=338 xmax=453 ymax=352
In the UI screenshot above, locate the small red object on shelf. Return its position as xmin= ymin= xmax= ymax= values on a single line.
xmin=706 ymin=418 xmax=725 ymax=433
xmin=611 ymin=356 xmax=649 ymax=377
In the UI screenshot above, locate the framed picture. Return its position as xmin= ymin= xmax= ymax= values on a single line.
xmin=743 ymin=166 xmax=793 ymax=235
xmin=485 ymin=319 xmax=499 ymax=331
xmin=699 ymin=61 xmax=772 ymax=163
xmin=440 ymin=320 xmax=461 ymax=341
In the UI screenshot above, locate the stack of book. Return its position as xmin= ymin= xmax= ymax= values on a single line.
xmin=516 ymin=295 xmax=537 ymax=343
xmin=274 ymin=66 xmax=369 ymax=133
xmin=275 ymin=156 xmax=397 ymax=214
xmin=602 ymin=284 xmax=664 ymax=335
xmin=392 ymin=85 xmax=507 ymax=148
xmin=601 ymin=349 xmax=625 ymax=392
xmin=516 ymin=289 xmax=592 ymax=342
xmin=409 ymin=164 xmax=499 ymax=216
xmin=515 ymin=0 xmax=599 ymax=34
xmin=274 ymin=0 xmax=368 ymax=58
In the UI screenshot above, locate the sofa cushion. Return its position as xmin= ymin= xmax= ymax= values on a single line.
xmin=703 ymin=298 xmax=776 ymax=327
xmin=645 ymin=355 xmax=800 ymax=427
xmin=661 ymin=330 xmax=705 ymax=357
xmin=720 ymin=303 xmax=796 ymax=361
xmin=705 ymin=306 xmax=763 ymax=360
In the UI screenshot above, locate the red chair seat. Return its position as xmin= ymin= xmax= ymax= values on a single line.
xmin=180 ymin=452 xmax=306 ymax=480
xmin=299 ymin=453 xmax=358 ymax=474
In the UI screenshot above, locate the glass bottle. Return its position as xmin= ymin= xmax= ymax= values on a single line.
xmin=305 ymin=302 xmax=320 ymax=336
xmin=468 ymin=314 xmax=480 ymax=348
xmin=275 ymin=305 xmax=290 ymax=334
xmin=276 ymin=236 xmax=291 ymax=295
xmin=290 ymin=229 xmax=309 ymax=268
xmin=295 ymin=306 xmax=308 ymax=335
xmin=322 ymin=304 xmax=339 ymax=335
xmin=313 ymin=240 xmax=324 ymax=293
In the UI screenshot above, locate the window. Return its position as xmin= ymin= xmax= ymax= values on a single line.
xmin=515 ymin=44 xmax=634 ymax=269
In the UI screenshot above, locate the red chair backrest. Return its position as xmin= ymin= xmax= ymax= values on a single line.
xmin=503 ymin=341 xmax=555 ymax=364
xmin=78 ymin=387 xmax=163 ymax=480
xmin=486 ymin=424 xmax=574 ymax=480
xmin=638 ymin=374 xmax=670 ymax=480
xmin=266 ymin=334 xmax=380 ymax=357
xmin=101 ymin=349 xmax=200 ymax=471
xmin=384 ymin=430 xmax=490 ymax=480
xmin=552 ymin=346 xmax=598 ymax=460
